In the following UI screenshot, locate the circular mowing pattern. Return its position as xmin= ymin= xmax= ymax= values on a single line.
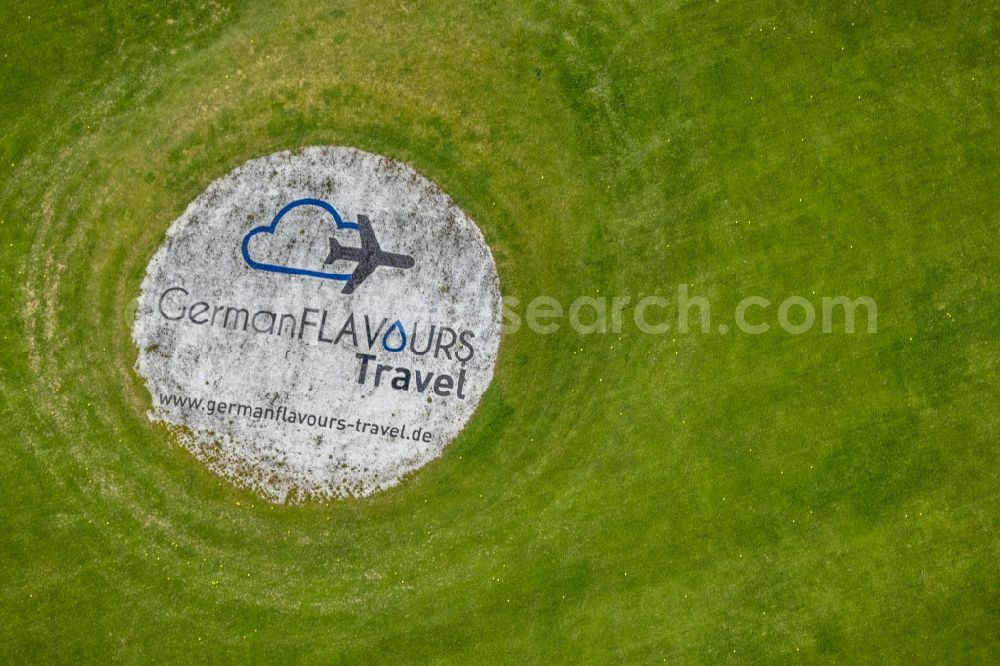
xmin=132 ymin=146 xmax=501 ymax=502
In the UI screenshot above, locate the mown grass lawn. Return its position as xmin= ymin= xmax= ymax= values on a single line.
xmin=1 ymin=0 xmax=997 ymax=662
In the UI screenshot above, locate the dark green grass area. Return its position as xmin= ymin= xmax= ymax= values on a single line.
xmin=1 ymin=0 xmax=998 ymax=662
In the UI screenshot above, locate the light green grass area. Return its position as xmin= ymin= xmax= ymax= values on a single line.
xmin=1 ymin=1 xmax=997 ymax=662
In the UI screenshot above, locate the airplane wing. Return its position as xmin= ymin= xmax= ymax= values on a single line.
xmin=342 ymin=256 xmax=378 ymax=294
xmin=355 ymin=214 xmax=381 ymax=253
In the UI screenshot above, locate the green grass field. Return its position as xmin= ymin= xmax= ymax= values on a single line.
xmin=1 ymin=0 xmax=997 ymax=662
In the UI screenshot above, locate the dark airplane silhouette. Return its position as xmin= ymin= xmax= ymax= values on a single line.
xmin=323 ymin=214 xmax=415 ymax=294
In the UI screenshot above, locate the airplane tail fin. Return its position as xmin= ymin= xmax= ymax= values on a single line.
xmin=324 ymin=237 xmax=343 ymax=264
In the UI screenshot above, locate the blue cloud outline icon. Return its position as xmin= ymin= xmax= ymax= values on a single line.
xmin=241 ymin=198 xmax=359 ymax=282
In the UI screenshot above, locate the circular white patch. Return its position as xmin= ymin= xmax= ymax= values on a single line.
xmin=133 ymin=147 xmax=501 ymax=502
